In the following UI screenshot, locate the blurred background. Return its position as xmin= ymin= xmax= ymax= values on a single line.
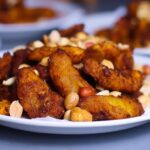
xmin=0 ymin=0 xmax=132 ymax=13
xmin=0 ymin=0 xmax=148 ymax=49
xmin=58 ymin=0 xmax=131 ymax=12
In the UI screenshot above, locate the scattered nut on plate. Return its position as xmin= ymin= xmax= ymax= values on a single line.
xmin=70 ymin=107 xmax=93 ymax=122
xmin=49 ymin=30 xmax=61 ymax=43
xmin=9 ymin=101 xmax=23 ymax=118
xmin=18 ymin=64 xmax=30 ymax=69
xmin=32 ymin=41 xmax=44 ymax=49
xmin=64 ymin=92 xmax=79 ymax=110
xmin=63 ymin=110 xmax=71 ymax=120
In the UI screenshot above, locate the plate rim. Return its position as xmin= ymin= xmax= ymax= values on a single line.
xmin=0 ymin=52 xmax=150 ymax=131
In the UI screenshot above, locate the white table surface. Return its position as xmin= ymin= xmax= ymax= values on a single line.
xmin=0 ymin=123 xmax=150 ymax=150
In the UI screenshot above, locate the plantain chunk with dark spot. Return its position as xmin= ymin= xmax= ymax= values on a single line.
xmin=79 ymin=95 xmax=144 ymax=120
xmin=17 ymin=67 xmax=64 ymax=118
xmin=48 ymin=50 xmax=95 ymax=97
xmin=83 ymin=58 xmax=143 ymax=93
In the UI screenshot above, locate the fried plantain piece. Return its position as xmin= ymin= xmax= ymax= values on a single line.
xmin=28 ymin=46 xmax=85 ymax=64
xmin=79 ymin=95 xmax=144 ymax=120
xmin=59 ymin=24 xmax=85 ymax=37
xmin=0 ymin=99 xmax=11 ymax=115
xmin=0 ymin=52 xmax=12 ymax=81
xmin=114 ymin=50 xmax=134 ymax=70
xmin=85 ymin=41 xmax=134 ymax=70
xmin=17 ymin=67 xmax=64 ymax=118
xmin=83 ymin=58 xmax=143 ymax=93
xmin=28 ymin=46 xmax=56 ymax=61
xmin=11 ymin=49 xmax=30 ymax=75
xmin=48 ymin=50 xmax=95 ymax=97
xmin=59 ymin=46 xmax=85 ymax=64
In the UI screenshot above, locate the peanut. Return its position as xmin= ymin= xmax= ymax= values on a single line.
xmin=32 ymin=41 xmax=44 ymax=48
xmin=9 ymin=101 xmax=23 ymax=118
xmin=33 ymin=69 xmax=39 ymax=76
xmin=2 ymin=77 xmax=16 ymax=86
xmin=75 ymin=32 xmax=87 ymax=40
xmin=96 ymin=90 xmax=110 ymax=96
xmin=64 ymin=92 xmax=79 ymax=110
xmin=118 ymin=43 xmax=129 ymax=50
xmin=101 ymin=59 xmax=114 ymax=69
xmin=110 ymin=91 xmax=122 ymax=97
xmin=18 ymin=64 xmax=30 ymax=69
xmin=63 ymin=110 xmax=71 ymax=120
xmin=58 ymin=37 xmax=70 ymax=46
xmin=49 ymin=30 xmax=61 ymax=43
xmin=39 ymin=57 xmax=49 ymax=67
xmin=70 ymin=107 xmax=93 ymax=122
xmin=79 ymin=87 xmax=95 ymax=97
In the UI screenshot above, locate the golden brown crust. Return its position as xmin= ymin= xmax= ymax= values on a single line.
xmin=17 ymin=67 xmax=64 ymax=118
xmin=85 ymin=42 xmax=134 ymax=70
xmin=59 ymin=46 xmax=85 ymax=64
xmin=48 ymin=50 xmax=95 ymax=97
xmin=83 ymin=58 xmax=143 ymax=93
xmin=28 ymin=46 xmax=56 ymax=61
xmin=0 ymin=52 xmax=12 ymax=81
xmin=28 ymin=46 xmax=85 ymax=64
xmin=79 ymin=95 xmax=144 ymax=120
xmin=0 ymin=99 xmax=11 ymax=115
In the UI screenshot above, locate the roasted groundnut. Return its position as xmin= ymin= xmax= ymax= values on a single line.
xmin=79 ymin=95 xmax=144 ymax=120
xmin=9 ymin=100 xmax=23 ymax=118
xmin=70 ymin=107 xmax=93 ymax=122
xmin=17 ymin=67 xmax=65 ymax=118
xmin=0 ymin=52 xmax=12 ymax=81
xmin=83 ymin=58 xmax=143 ymax=93
xmin=0 ymin=99 xmax=11 ymax=115
xmin=48 ymin=51 xmax=95 ymax=97
xmin=2 ymin=77 xmax=16 ymax=86
xmin=64 ymin=92 xmax=79 ymax=110
xmin=63 ymin=110 xmax=71 ymax=120
xmin=79 ymin=87 xmax=96 ymax=97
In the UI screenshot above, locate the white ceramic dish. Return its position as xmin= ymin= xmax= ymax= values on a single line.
xmin=83 ymin=7 xmax=150 ymax=56
xmin=0 ymin=0 xmax=83 ymax=49
xmin=0 ymin=50 xmax=150 ymax=134
xmin=134 ymin=48 xmax=150 ymax=56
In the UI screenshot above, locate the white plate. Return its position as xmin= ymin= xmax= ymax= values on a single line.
xmin=83 ymin=7 xmax=150 ymax=56
xmin=0 ymin=0 xmax=84 ymax=49
xmin=134 ymin=48 xmax=150 ymax=56
xmin=0 ymin=50 xmax=150 ymax=134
